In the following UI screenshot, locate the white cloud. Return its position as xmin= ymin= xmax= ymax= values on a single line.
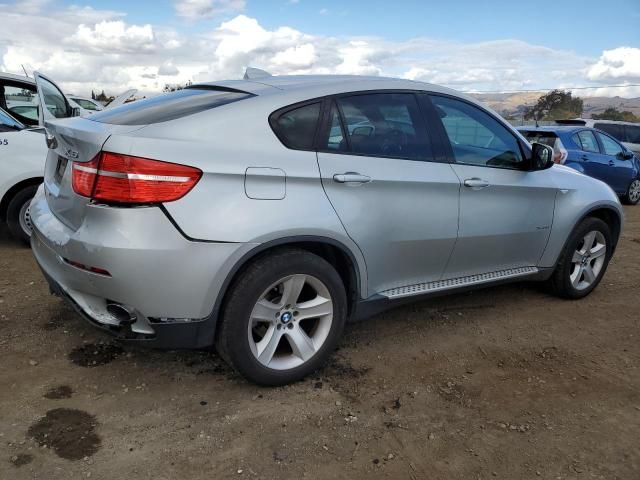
xmin=1 ymin=4 xmax=638 ymax=98
xmin=174 ymin=0 xmax=245 ymax=20
xmin=587 ymin=47 xmax=640 ymax=83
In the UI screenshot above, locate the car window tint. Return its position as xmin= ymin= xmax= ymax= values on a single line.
xmin=334 ymin=93 xmax=431 ymax=160
xmin=574 ymin=130 xmax=600 ymax=153
xmin=597 ymin=132 xmax=623 ymax=156
xmin=0 ymin=108 xmax=23 ymax=131
xmin=326 ymin=102 xmax=346 ymax=151
xmin=430 ymin=95 xmax=523 ymax=169
xmin=92 ymin=88 xmax=253 ymax=125
xmin=594 ymin=123 xmax=623 ymax=140
xmin=38 ymin=76 xmax=70 ymax=118
xmin=272 ymin=102 xmax=321 ymax=150
xmin=626 ymin=125 xmax=640 ymax=144
xmin=2 ymin=84 xmax=38 ymax=126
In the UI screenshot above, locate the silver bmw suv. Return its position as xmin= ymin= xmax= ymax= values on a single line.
xmin=30 ymin=71 xmax=623 ymax=385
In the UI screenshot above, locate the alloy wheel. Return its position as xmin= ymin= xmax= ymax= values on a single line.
xmin=248 ymin=274 xmax=333 ymax=370
xmin=570 ymin=230 xmax=606 ymax=291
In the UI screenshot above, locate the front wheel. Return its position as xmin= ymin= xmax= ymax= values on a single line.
xmin=6 ymin=185 xmax=38 ymax=245
xmin=622 ymin=178 xmax=640 ymax=205
xmin=548 ymin=217 xmax=612 ymax=299
xmin=216 ymin=249 xmax=347 ymax=386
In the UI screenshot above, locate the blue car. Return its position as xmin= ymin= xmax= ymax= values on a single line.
xmin=519 ymin=126 xmax=640 ymax=205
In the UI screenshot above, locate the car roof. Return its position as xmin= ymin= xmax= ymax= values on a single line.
xmin=562 ymin=118 xmax=640 ymax=126
xmin=0 ymin=72 xmax=35 ymax=85
xmin=191 ymin=74 xmax=476 ymax=104
xmin=518 ymin=125 xmax=584 ymax=134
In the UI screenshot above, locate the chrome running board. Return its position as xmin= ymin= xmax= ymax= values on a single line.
xmin=380 ymin=266 xmax=539 ymax=299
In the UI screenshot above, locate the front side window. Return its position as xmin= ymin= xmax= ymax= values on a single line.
xmin=573 ymin=130 xmax=600 ymax=153
xmin=38 ymin=77 xmax=71 ymax=118
xmin=597 ymin=132 xmax=624 ymax=156
xmin=626 ymin=125 xmax=640 ymax=144
xmin=430 ymin=95 xmax=523 ymax=169
xmin=74 ymin=98 xmax=100 ymax=111
xmin=0 ymin=108 xmax=24 ymax=132
xmin=271 ymin=102 xmax=321 ymax=150
xmin=329 ymin=93 xmax=431 ymax=160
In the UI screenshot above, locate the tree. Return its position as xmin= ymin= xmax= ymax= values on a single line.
xmin=592 ymin=107 xmax=639 ymax=122
xmin=524 ymin=90 xmax=583 ymax=121
xmin=91 ymin=90 xmax=96 ymax=100
xmin=162 ymin=80 xmax=192 ymax=93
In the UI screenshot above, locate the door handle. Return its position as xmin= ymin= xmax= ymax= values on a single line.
xmin=608 ymin=160 xmax=615 ymax=166
xmin=463 ymin=178 xmax=490 ymax=189
xmin=581 ymin=155 xmax=589 ymax=161
xmin=333 ymin=172 xmax=371 ymax=184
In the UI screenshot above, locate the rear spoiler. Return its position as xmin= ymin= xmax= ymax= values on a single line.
xmin=555 ymin=119 xmax=587 ymax=126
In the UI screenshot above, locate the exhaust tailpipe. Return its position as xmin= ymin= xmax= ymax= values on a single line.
xmin=106 ymin=303 xmax=137 ymax=326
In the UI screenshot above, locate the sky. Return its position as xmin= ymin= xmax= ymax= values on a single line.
xmin=0 ymin=0 xmax=638 ymax=98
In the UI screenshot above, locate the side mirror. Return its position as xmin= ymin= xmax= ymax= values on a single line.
xmin=71 ymin=107 xmax=82 ymax=117
xmin=530 ymin=142 xmax=554 ymax=171
xmin=618 ymin=150 xmax=634 ymax=161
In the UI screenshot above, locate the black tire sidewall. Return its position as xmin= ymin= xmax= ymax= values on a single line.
xmin=6 ymin=185 xmax=38 ymax=245
xmin=555 ymin=217 xmax=612 ymax=299
xmin=219 ymin=249 xmax=347 ymax=386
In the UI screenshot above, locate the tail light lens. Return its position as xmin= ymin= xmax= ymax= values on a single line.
xmin=72 ymin=152 xmax=202 ymax=204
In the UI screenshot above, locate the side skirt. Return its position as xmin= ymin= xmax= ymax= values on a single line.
xmin=351 ymin=267 xmax=552 ymax=322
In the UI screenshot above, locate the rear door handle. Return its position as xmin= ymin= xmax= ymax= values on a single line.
xmin=608 ymin=160 xmax=615 ymax=166
xmin=463 ymin=178 xmax=490 ymax=189
xmin=581 ymin=155 xmax=590 ymax=161
xmin=333 ymin=172 xmax=371 ymax=184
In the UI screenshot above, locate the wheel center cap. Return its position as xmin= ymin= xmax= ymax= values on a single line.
xmin=281 ymin=312 xmax=293 ymax=324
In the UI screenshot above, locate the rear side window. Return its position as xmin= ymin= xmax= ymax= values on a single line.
xmin=270 ymin=102 xmax=321 ymax=150
xmin=594 ymin=123 xmax=623 ymax=140
xmin=328 ymin=93 xmax=432 ymax=161
xmin=596 ymin=132 xmax=624 ymax=156
xmin=626 ymin=125 xmax=640 ymax=144
xmin=573 ymin=130 xmax=600 ymax=153
xmin=431 ymin=95 xmax=523 ymax=169
xmin=90 ymin=88 xmax=254 ymax=125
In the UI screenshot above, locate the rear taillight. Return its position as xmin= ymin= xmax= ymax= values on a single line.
xmin=554 ymin=139 xmax=568 ymax=165
xmin=72 ymin=152 xmax=202 ymax=204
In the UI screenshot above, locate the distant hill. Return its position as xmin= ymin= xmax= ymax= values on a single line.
xmin=470 ymin=92 xmax=640 ymax=120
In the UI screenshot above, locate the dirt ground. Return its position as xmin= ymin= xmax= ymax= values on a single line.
xmin=1 ymin=207 xmax=639 ymax=480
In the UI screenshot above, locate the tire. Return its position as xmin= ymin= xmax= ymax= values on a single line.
xmin=621 ymin=178 xmax=640 ymax=205
xmin=216 ymin=248 xmax=347 ymax=386
xmin=548 ymin=217 xmax=612 ymax=299
xmin=6 ymin=185 xmax=38 ymax=246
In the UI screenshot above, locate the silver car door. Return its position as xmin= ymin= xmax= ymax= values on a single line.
xmin=429 ymin=94 xmax=556 ymax=278
xmin=316 ymin=93 xmax=460 ymax=296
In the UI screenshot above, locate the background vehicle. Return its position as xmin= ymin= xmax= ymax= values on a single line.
xmin=68 ymin=96 xmax=104 ymax=113
xmin=0 ymin=72 xmax=136 ymax=243
xmin=519 ymin=126 xmax=640 ymax=205
xmin=30 ymin=72 xmax=623 ymax=385
xmin=556 ymin=119 xmax=640 ymax=156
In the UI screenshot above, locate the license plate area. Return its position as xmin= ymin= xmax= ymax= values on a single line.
xmin=54 ymin=156 xmax=68 ymax=184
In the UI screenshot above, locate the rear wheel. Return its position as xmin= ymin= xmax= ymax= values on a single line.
xmin=622 ymin=178 xmax=640 ymax=205
xmin=6 ymin=185 xmax=38 ymax=245
xmin=216 ymin=249 xmax=347 ymax=386
xmin=548 ymin=217 xmax=612 ymax=299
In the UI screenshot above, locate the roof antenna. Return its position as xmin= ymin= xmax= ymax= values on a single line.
xmin=243 ymin=67 xmax=272 ymax=80
xmin=21 ymin=64 xmax=31 ymax=78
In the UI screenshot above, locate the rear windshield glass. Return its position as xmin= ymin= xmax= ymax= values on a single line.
xmin=521 ymin=131 xmax=558 ymax=148
xmin=89 ymin=88 xmax=254 ymax=125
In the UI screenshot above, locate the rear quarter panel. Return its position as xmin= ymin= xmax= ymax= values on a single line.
xmin=102 ymin=95 xmax=369 ymax=296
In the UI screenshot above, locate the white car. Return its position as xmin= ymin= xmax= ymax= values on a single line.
xmin=0 ymin=72 xmax=136 ymax=243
